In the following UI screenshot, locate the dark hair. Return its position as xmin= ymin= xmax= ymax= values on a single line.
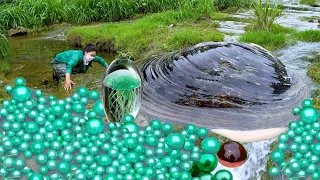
xmin=83 ymin=44 xmax=97 ymax=54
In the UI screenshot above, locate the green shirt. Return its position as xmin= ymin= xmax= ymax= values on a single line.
xmin=55 ymin=50 xmax=108 ymax=74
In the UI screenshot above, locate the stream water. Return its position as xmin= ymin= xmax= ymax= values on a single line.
xmin=2 ymin=1 xmax=320 ymax=179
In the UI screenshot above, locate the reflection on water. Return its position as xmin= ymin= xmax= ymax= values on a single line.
xmin=6 ymin=35 xmax=114 ymax=98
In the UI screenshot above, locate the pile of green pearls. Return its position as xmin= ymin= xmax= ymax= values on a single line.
xmin=269 ymin=99 xmax=320 ymax=180
xmin=0 ymin=78 xmax=234 ymax=180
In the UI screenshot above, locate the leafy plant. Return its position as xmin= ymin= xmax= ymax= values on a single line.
xmin=251 ymin=0 xmax=283 ymax=31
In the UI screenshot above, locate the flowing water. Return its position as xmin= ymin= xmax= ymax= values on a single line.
xmin=213 ymin=2 xmax=320 ymax=180
xmin=5 ymin=35 xmax=114 ymax=99
xmin=2 ymin=1 xmax=320 ymax=179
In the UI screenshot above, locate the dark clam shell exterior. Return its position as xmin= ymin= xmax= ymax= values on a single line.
xmin=139 ymin=42 xmax=307 ymax=130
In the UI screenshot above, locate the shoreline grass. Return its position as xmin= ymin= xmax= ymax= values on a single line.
xmin=0 ymin=0 xmax=252 ymax=34
xmin=300 ymin=0 xmax=320 ymax=6
xmin=67 ymin=11 xmax=224 ymax=60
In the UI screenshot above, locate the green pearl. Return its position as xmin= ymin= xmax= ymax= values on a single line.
xmin=11 ymin=170 xmax=22 ymax=178
xmin=195 ymin=154 xmax=218 ymax=173
xmin=312 ymin=122 xmax=320 ymax=131
xmin=292 ymin=106 xmax=301 ymax=115
xmin=162 ymin=123 xmax=174 ymax=135
xmin=312 ymin=172 xmax=320 ymax=180
xmin=300 ymin=107 xmax=319 ymax=123
xmin=47 ymin=150 xmax=57 ymax=159
xmin=12 ymin=85 xmax=31 ymax=102
xmin=29 ymin=173 xmax=44 ymax=180
xmin=278 ymin=133 xmax=289 ymax=142
xmin=200 ymin=173 xmax=214 ymax=179
xmin=270 ymin=150 xmax=285 ymax=163
xmin=294 ymin=136 xmax=303 ymax=144
xmin=36 ymin=154 xmax=47 ymax=164
xmin=297 ymin=170 xmax=307 ymax=177
xmin=57 ymin=161 xmax=71 ymax=174
xmin=299 ymin=159 xmax=309 ymax=168
xmin=146 ymin=135 xmax=158 ymax=146
xmin=162 ymin=156 xmax=174 ymax=167
xmin=299 ymin=144 xmax=309 ymax=154
xmin=76 ymin=87 xmax=88 ymax=97
xmin=3 ymin=157 xmax=14 ymax=168
xmin=289 ymin=161 xmax=300 ymax=172
xmin=25 ymin=122 xmax=39 ymax=134
xmin=150 ymin=119 xmax=162 ymax=129
xmin=31 ymin=142 xmax=45 ymax=154
xmin=46 ymin=160 xmax=57 ymax=170
xmin=14 ymin=77 xmax=26 ymax=86
xmin=181 ymin=162 xmax=192 ymax=171
xmin=85 ymin=155 xmax=95 ymax=165
xmin=0 ymin=168 xmax=8 ymax=177
xmin=269 ymin=166 xmax=281 ymax=177
xmin=122 ymin=122 xmax=140 ymax=133
xmin=307 ymin=164 xmax=317 ymax=173
xmin=106 ymin=166 xmax=117 ymax=174
xmin=92 ymin=100 xmax=105 ymax=117
xmin=51 ymin=141 xmax=62 ymax=150
xmin=295 ymin=152 xmax=303 ymax=159
xmin=302 ymin=99 xmax=314 ymax=108
xmin=283 ymin=167 xmax=293 ymax=177
xmin=201 ymin=138 xmax=220 ymax=154
xmin=5 ymin=84 xmax=13 ymax=94
xmin=302 ymin=134 xmax=313 ymax=144
xmin=97 ymin=155 xmax=112 ymax=166
xmin=85 ymin=118 xmax=105 ymax=135
xmin=73 ymin=102 xmax=86 ymax=113
xmin=290 ymin=143 xmax=298 ymax=152
xmin=39 ymin=166 xmax=48 ymax=175
xmin=191 ymin=152 xmax=201 ymax=161
xmin=127 ymin=152 xmax=139 ymax=163
xmin=213 ymin=170 xmax=233 ymax=180
xmin=124 ymin=137 xmax=138 ymax=149
xmin=277 ymin=142 xmax=287 ymax=151
xmin=24 ymin=150 xmax=33 ymax=159
xmin=89 ymin=90 xmax=100 ymax=100
xmin=165 ymin=133 xmax=185 ymax=150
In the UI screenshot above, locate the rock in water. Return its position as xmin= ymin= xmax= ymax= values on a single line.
xmin=8 ymin=26 xmax=27 ymax=37
xmin=139 ymin=42 xmax=307 ymax=131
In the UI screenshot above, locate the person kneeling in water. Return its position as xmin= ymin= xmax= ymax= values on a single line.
xmin=51 ymin=44 xmax=108 ymax=91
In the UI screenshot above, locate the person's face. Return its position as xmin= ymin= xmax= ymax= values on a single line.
xmin=84 ymin=51 xmax=97 ymax=58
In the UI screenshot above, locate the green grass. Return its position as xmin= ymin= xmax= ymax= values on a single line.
xmin=295 ymin=30 xmax=320 ymax=42
xmin=0 ymin=0 xmax=256 ymax=33
xmin=239 ymin=30 xmax=288 ymax=50
xmin=251 ymin=0 xmax=283 ymax=31
xmin=239 ymin=24 xmax=296 ymax=51
xmin=239 ymin=24 xmax=320 ymax=51
xmin=300 ymin=0 xmax=320 ymax=6
xmin=67 ymin=11 xmax=224 ymax=60
xmin=211 ymin=12 xmax=252 ymax=23
xmin=214 ymin=0 xmax=253 ymax=10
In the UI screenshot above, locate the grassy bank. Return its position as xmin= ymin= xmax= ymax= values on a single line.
xmin=239 ymin=26 xmax=320 ymax=51
xmin=67 ymin=11 xmax=224 ymax=60
xmin=0 ymin=0 xmax=253 ymax=33
xmin=300 ymin=0 xmax=320 ymax=6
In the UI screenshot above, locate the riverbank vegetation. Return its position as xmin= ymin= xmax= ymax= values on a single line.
xmin=300 ymin=0 xmax=320 ymax=7
xmin=67 ymin=11 xmax=224 ymax=60
xmin=0 ymin=0 xmax=252 ymax=33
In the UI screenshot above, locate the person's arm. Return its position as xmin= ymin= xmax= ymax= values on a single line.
xmin=64 ymin=57 xmax=77 ymax=91
xmin=94 ymin=56 xmax=108 ymax=68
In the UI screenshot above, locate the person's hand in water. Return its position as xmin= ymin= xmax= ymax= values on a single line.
xmin=64 ymin=73 xmax=76 ymax=91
